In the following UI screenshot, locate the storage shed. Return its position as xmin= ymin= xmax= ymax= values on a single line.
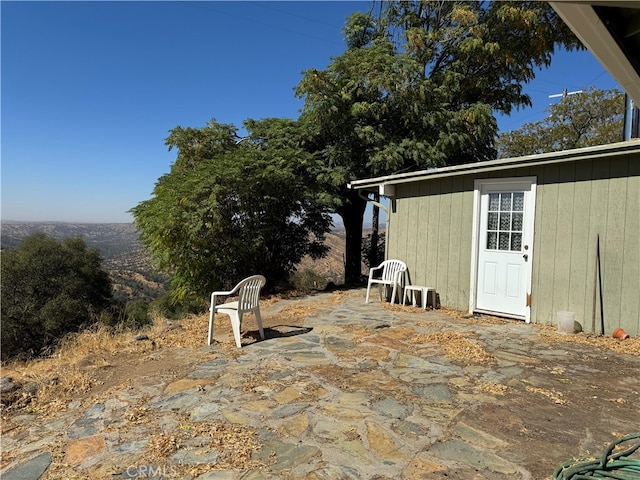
xmin=349 ymin=140 xmax=640 ymax=336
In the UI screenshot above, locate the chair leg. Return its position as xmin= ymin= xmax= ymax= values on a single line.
xmin=230 ymin=312 xmax=243 ymax=348
xmin=255 ymin=309 xmax=265 ymax=340
xmin=365 ymin=283 xmax=372 ymax=303
xmin=208 ymin=308 xmax=215 ymax=345
xmin=391 ymin=284 xmax=398 ymax=304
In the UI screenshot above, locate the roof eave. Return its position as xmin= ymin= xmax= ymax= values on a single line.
xmin=550 ymin=1 xmax=640 ymax=106
xmin=348 ymin=140 xmax=640 ymax=190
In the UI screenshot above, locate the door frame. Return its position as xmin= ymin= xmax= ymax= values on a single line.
xmin=469 ymin=176 xmax=537 ymax=323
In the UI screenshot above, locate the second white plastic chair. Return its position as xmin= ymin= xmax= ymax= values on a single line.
xmin=208 ymin=275 xmax=266 ymax=348
xmin=365 ymin=259 xmax=407 ymax=304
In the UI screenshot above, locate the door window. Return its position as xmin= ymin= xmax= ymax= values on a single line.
xmin=486 ymin=192 xmax=524 ymax=252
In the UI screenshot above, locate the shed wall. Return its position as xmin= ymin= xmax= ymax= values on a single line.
xmin=386 ymin=154 xmax=640 ymax=335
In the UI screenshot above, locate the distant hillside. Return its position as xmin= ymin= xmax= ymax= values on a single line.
xmin=1 ymin=222 xmax=374 ymax=300
xmin=1 ymin=223 xmax=168 ymax=302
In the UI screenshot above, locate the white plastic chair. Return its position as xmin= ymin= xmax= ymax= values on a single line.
xmin=365 ymin=259 xmax=407 ymax=304
xmin=208 ymin=275 xmax=266 ymax=348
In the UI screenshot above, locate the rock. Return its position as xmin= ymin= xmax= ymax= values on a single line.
xmin=1 ymin=452 xmax=52 ymax=480
xmin=0 ymin=376 xmax=18 ymax=394
xmin=64 ymin=435 xmax=106 ymax=466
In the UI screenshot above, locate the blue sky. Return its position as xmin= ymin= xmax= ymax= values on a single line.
xmin=1 ymin=1 xmax=621 ymax=223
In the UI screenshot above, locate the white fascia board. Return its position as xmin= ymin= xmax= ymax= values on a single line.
xmin=550 ymin=2 xmax=640 ymax=106
xmin=347 ymin=140 xmax=640 ymax=190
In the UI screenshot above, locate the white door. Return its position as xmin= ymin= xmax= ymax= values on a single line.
xmin=474 ymin=179 xmax=536 ymax=320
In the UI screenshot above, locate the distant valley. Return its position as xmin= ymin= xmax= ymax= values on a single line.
xmin=1 ymin=222 xmax=167 ymax=302
xmin=1 ymin=222 xmax=356 ymax=301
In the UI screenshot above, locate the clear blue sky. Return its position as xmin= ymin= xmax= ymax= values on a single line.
xmin=1 ymin=1 xmax=621 ymax=223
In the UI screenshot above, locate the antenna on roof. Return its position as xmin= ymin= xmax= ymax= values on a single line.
xmin=549 ymin=88 xmax=583 ymax=99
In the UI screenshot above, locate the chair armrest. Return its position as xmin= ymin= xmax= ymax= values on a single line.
xmin=210 ymin=289 xmax=235 ymax=308
xmin=368 ymin=264 xmax=384 ymax=279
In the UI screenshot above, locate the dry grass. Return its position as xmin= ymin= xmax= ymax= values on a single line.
xmin=382 ymin=302 xmax=424 ymax=313
xmin=192 ymin=421 xmax=268 ymax=470
xmin=0 ymin=291 xmax=331 ymax=417
xmin=535 ymin=325 xmax=640 ymax=356
xmin=142 ymin=421 xmax=270 ymax=476
xmin=524 ymin=385 xmax=567 ymax=405
xmin=146 ymin=433 xmax=179 ymax=458
xmin=1 ymin=323 xmax=159 ymax=416
xmin=409 ymin=331 xmax=495 ymax=363
xmin=475 ymin=382 xmax=511 ymax=396
xmin=3 ymin=289 xmax=638 ymax=423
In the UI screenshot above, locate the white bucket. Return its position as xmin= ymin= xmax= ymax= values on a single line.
xmin=557 ymin=311 xmax=575 ymax=334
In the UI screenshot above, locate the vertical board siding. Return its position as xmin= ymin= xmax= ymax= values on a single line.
xmin=458 ymin=177 xmax=476 ymax=307
xmin=569 ymin=161 xmax=594 ymax=330
xmin=416 ymin=181 xmax=431 ymax=289
xmin=586 ymin=159 xmax=611 ymax=332
xmin=553 ymin=162 xmax=576 ymax=311
xmin=391 ymin=178 xmax=473 ymax=311
xmin=534 ymin=164 xmax=560 ymax=324
xmin=385 ymin=151 xmax=639 ymax=335
xmin=436 ymin=177 xmax=452 ymax=303
xmin=404 ymin=182 xmax=421 ymax=284
xmin=447 ymin=176 xmax=465 ymax=307
xmin=620 ymin=165 xmax=640 ymax=335
xmin=603 ymin=159 xmax=629 ymax=331
xmin=426 ymin=180 xmax=441 ymax=289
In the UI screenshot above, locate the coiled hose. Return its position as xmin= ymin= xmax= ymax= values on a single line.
xmin=553 ymin=433 xmax=640 ymax=479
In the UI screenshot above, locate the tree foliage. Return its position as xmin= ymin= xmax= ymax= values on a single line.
xmin=1 ymin=233 xmax=113 ymax=360
xmin=295 ymin=1 xmax=582 ymax=283
xmin=130 ymin=118 xmax=332 ymax=301
xmin=497 ymin=88 xmax=625 ymax=157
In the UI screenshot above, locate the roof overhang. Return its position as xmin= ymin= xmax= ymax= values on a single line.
xmin=550 ymin=1 xmax=640 ymax=105
xmin=348 ymin=140 xmax=640 ymax=191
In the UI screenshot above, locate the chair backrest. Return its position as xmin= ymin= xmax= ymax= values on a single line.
xmin=381 ymin=260 xmax=407 ymax=282
xmin=237 ymin=275 xmax=266 ymax=312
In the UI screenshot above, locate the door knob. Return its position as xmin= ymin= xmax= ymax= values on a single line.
xmin=523 ymin=254 xmax=529 ymax=261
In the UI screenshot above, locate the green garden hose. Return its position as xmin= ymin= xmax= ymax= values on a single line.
xmin=553 ymin=433 xmax=640 ymax=479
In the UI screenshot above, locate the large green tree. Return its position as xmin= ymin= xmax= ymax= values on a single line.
xmin=131 ymin=118 xmax=332 ymax=301
xmin=497 ymin=88 xmax=625 ymax=158
xmin=1 ymin=233 xmax=113 ymax=359
xmin=296 ymin=1 xmax=581 ymax=283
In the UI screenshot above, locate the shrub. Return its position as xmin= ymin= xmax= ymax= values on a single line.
xmin=1 ymin=233 xmax=113 ymax=360
xmin=150 ymin=292 xmax=205 ymax=320
xmin=290 ymin=269 xmax=328 ymax=292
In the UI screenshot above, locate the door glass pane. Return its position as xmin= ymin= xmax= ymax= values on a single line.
xmin=489 ymin=193 xmax=500 ymax=211
xmin=500 ymin=193 xmax=512 ymax=211
xmin=499 ymin=232 xmax=510 ymax=250
xmin=500 ymin=213 xmax=511 ymax=230
xmin=513 ymin=192 xmax=524 ymax=211
xmin=488 ymin=212 xmax=498 ymax=230
xmin=487 ymin=231 xmax=497 ymax=249
xmin=511 ymin=233 xmax=522 ymax=251
xmin=512 ymin=213 xmax=523 ymax=232
xmin=485 ymin=190 xmax=526 ymax=251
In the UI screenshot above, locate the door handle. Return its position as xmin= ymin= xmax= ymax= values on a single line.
xmin=523 ymin=254 xmax=529 ymax=261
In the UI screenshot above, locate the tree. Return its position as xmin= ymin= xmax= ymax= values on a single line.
xmin=295 ymin=1 xmax=581 ymax=283
xmin=130 ymin=118 xmax=332 ymax=302
xmin=497 ymin=88 xmax=625 ymax=157
xmin=1 ymin=233 xmax=113 ymax=359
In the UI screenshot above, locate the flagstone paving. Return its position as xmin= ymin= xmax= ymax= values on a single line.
xmin=2 ymin=288 xmax=639 ymax=479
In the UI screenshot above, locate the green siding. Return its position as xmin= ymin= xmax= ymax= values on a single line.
xmin=621 ymin=164 xmax=640 ymax=336
xmin=568 ymin=161 xmax=593 ymax=330
xmin=387 ymin=177 xmax=474 ymax=311
xmin=385 ymin=153 xmax=640 ymax=336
